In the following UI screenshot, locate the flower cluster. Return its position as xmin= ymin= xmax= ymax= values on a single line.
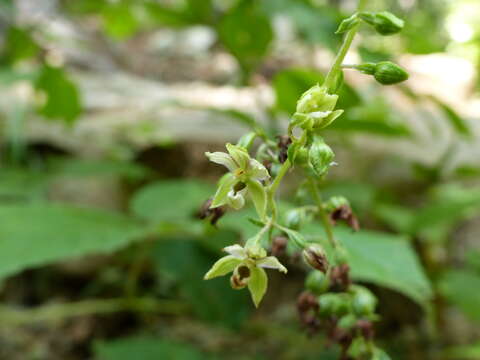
xmin=200 ymin=4 xmax=408 ymax=358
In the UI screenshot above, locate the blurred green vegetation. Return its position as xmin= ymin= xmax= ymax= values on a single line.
xmin=1 ymin=0 xmax=480 ymax=359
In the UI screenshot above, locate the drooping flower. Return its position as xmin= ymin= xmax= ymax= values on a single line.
xmin=206 ymin=143 xmax=270 ymax=219
xmin=204 ymin=243 xmax=287 ymax=307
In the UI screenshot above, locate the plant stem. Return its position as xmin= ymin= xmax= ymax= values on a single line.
xmin=308 ymin=177 xmax=338 ymax=249
xmin=324 ymin=0 xmax=368 ymax=92
xmin=270 ymin=159 xmax=291 ymax=195
xmin=0 ymin=298 xmax=188 ymax=326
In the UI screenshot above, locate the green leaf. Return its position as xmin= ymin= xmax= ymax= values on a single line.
xmin=0 ymin=204 xmax=145 ymax=281
xmin=246 ymin=180 xmax=267 ymax=221
xmin=273 ymin=68 xmax=324 ymax=114
xmin=248 ymin=266 xmax=268 ymax=307
xmin=445 ymin=342 xmax=480 ymax=360
xmin=304 ymin=225 xmax=432 ymax=307
xmin=130 ymin=180 xmax=214 ymax=224
xmin=373 ymin=203 xmax=415 ymax=233
xmin=94 ymin=336 xmax=210 ymax=360
xmin=439 ymin=270 xmax=480 ymax=322
xmin=102 ymin=2 xmax=139 ymax=39
xmin=428 ymin=96 xmax=471 ymax=137
xmin=2 ymin=27 xmax=40 ymax=64
xmin=330 ymin=97 xmax=411 ymax=137
xmin=218 ymin=0 xmax=273 ymax=79
xmin=154 ymin=238 xmax=251 ymax=328
xmin=410 ymin=185 xmax=480 ymax=234
xmin=50 ymin=158 xmax=150 ymax=181
xmin=35 ymin=65 xmax=82 ymax=124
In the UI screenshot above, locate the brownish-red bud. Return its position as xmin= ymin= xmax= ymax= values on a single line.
xmin=329 ymin=204 xmax=359 ymax=231
xmin=302 ymin=244 xmax=329 ymax=273
xmin=198 ymin=198 xmax=226 ymax=226
xmin=329 ymin=264 xmax=351 ymax=292
xmin=277 ymin=135 xmax=292 ymax=164
xmin=271 ymin=235 xmax=288 ymax=257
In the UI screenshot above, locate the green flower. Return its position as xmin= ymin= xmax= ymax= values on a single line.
xmin=290 ymin=85 xmax=343 ymax=133
xmin=204 ymin=243 xmax=287 ymax=307
xmin=206 ymin=143 xmax=269 ymax=219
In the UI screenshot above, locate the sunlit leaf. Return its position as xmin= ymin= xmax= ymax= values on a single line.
xmin=35 ymin=65 xmax=82 ymax=124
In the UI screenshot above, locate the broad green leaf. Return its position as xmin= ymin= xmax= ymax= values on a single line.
xmin=428 ymin=96 xmax=471 ymax=137
xmin=304 ymin=225 xmax=432 ymax=307
xmin=35 ymin=65 xmax=82 ymax=124
xmin=50 ymin=158 xmax=150 ymax=181
xmin=154 ymin=238 xmax=251 ymax=328
xmin=445 ymin=343 xmax=480 ymax=360
xmin=330 ymin=97 xmax=411 ymax=137
xmin=0 ymin=204 xmax=145 ymax=280
xmin=2 ymin=27 xmax=39 ymax=64
xmin=273 ymin=68 xmax=324 ymax=114
xmin=218 ymin=0 xmax=273 ymax=79
xmin=439 ymin=270 xmax=480 ymax=322
xmin=130 ymin=180 xmax=214 ymax=224
xmin=373 ymin=203 xmax=415 ymax=233
xmin=94 ymin=336 xmax=210 ymax=360
xmin=0 ymin=168 xmax=50 ymax=202
xmin=102 ymin=2 xmax=139 ymax=39
xmin=248 ymin=266 xmax=267 ymax=307
xmin=411 ymin=186 xmax=480 ymax=234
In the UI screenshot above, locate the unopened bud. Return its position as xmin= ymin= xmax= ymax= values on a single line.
xmin=351 ymin=285 xmax=377 ymax=316
xmin=302 ymin=243 xmax=329 ymax=273
xmin=305 ymin=270 xmax=330 ymax=295
xmin=372 ymin=61 xmax=409 ymax=85
xmin=359 ymin=11 xmax=404 ymax=35
xmin=296 ymin=84 xmax=338 ymax=114
xmin=271 ymin=235 xmax=288 ymax=257
xmin=285 ymin=208 xmax=304 ymax=230
xmin=335 ymin=14 xmax=360 ymax=34
xmin=349 ymin=61 xmax=409 ymax=85
xmin=308 ymin=138 xmax=334 ymax=177
xmin=317 ymin=293 xmax=350 ymax=317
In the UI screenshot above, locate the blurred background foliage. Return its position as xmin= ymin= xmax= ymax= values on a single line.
xmin=1 ymin=0 xmax=480 ymax=359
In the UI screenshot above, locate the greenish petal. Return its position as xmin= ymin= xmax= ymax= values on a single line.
xmin=205 ymin=151 xmax=236 ymax=172
xmin=246 ymin=180 xmax=267 ymax=221
xmin=248 ymin=266 xmax=268 ymax=307
xmin=226 ymin=143 xmax=250 ymax=170
xmin=257 ymin=256 xmax=288 ymax=273
xmin=204 ymin=255 xmax=242 ymax=280
xmin=211 ymin=173 xmax=237 ymax=208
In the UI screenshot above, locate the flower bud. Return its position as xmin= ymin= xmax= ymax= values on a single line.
xmin=284 ymin=208 xmax=304 ymax=231
xmin=305 ymin=270 xmax=330 ymax=295
xmin=335 ymin=14 xmax=360 ymax=34
xmin=337 ymin=314 xmax=357 ymax=330
xmin=350 ymin=285 xmax=377 ymax=316
xmin=350 ymin=61 xmax=409 ymax=85
xmin=359 ymin=11 xmax=404 ymax=35
xmin=317 ymin=293 xmax=350 ymax=317
xmin=302 ymin=243 xmax=329 ymax=273
xmin=308 ymin=138 xmax=334 ymax=177
xmin=296 ymin=84 xmax=338 ymax=114
xmin=372 ymin=61 xmax=409 ymax=85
